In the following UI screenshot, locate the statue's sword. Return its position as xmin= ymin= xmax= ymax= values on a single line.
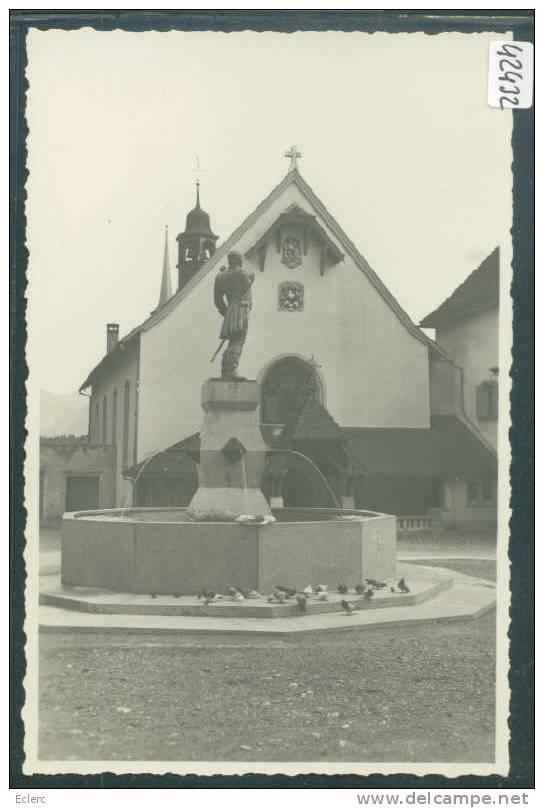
xmin=210 ymin=339 xmax=226 ymax=363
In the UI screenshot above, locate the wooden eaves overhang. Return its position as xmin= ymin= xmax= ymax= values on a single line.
xmin=244 ymin=203 xmax=344 ymax=275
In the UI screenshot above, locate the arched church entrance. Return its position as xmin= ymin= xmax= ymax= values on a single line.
xmin=261 ymin=356 xmax=324 ymax=507
xmin=261 ymin=356 xmax=322 ymax=425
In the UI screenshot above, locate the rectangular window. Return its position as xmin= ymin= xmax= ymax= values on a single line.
xmin=122 ymin=381 xmax=130 ymax=467
xmin=102 ymin=396 xmax=108 ymax=445
xmin=467 ymin=479 xmax=496 ymax=505
xmin=112 ymin=389 xmax=117 ymax=446
xmin=94 ymin=399 xmax=100 ymax=445
xmin=476 ymin=380 xmax=498 ymax=421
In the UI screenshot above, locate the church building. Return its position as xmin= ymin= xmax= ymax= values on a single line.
xmin=79 ymin=153 xmax=497 ymax=530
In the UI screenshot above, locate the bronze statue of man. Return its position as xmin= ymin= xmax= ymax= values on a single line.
xmin=213 ymin=251 xmax=255 ymax=378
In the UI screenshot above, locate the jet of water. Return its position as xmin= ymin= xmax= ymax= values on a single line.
xmin=267 ymin=447 xmax=341 ymax=511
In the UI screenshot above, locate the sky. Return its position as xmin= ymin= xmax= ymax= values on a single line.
xmin=26 ymin=28 xmax=512 ymax=394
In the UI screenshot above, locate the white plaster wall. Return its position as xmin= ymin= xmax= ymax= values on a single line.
xmin=436 ymin=309 xmax=498 ymax=448
xmin=89 ymin=345 xmax=139 ymax=506
xmin=138 ymin=184 xmax=430 ymax=459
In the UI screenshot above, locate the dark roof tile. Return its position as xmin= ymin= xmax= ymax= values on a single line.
xmin=290 ymin=398 xmax=345 ymax=442
xmin=343 ymin=416 xmax=496 ymax=477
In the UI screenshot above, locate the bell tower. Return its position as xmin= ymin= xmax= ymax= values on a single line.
xmin=176 ymin=181 xmax=218 ymax=290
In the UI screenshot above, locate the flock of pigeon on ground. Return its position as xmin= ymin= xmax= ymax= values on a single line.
xmin=195 ymin=577 xmax=411 ymax=613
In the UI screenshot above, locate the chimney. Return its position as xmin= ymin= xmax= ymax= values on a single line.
xmin=106 ymin=323 xmax=119 ymax=353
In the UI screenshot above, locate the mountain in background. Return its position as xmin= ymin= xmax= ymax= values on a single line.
xmin=40 ymin=389 xmax=88 ymax=437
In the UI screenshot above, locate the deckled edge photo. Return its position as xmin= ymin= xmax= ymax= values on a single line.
xmin=10 ymin=10 xmax=535 ymax=788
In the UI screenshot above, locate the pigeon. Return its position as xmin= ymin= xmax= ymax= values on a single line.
xmin=276 ymin=585 xmax=297 ymax=598
xmin=302 ymin=585 xmax=314 ymax=596
xmin=390 ymin=586 xmax=398 ymax=593
xmin=366 ymin=578 xmax=386 ymax=589
xmin=355 ymin=583 xmax=367 ymax=595
xmin=272 ymin=589 xmax=287 ymax=603
xmin=244 ymin=589 xmax=261 ymax=599
xmin=296 ymin=593 xmax=307 ymax=613
xmin=398 ymin=577 xmax=410 ymax=593
xmin=314 ymin=584 xmax=328 ymax=593
xmin=363 ymin=589 xmax=374 ymax=601
xmin=341 ymin=599 xmax=356 ymax=615
xmin=233 ymin=590 xmax=244 ymax=602
xmin=337 ymin=583 xmax=349 ymax=594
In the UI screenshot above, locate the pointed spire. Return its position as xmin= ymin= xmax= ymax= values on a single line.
xmin=158 ymin=225 xmax=172 ymax=308
xmin=195 ymin=179 xmax=201 ymax=208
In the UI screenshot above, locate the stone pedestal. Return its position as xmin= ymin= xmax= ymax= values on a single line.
xmin=187 ymin=379 xmax=272 ymax=521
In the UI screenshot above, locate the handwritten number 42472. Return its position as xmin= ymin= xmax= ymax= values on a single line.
xmin=496 ymin=42 xmax=525 ymax=109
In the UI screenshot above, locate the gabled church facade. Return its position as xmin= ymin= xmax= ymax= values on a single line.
xmin=79 ymin=161 xmax=497 ymax=529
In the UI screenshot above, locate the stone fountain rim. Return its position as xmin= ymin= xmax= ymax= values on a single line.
xmin=63 ymin=506 xmax=394 ymax=526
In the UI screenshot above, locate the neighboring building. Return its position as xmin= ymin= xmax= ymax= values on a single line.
xmin=420 ymin=248 xmax=500 ymax=451
xmin=77 ymin=162 xmax=497 ymax=529
xmin=39 ymin=436 xmax=115 ymax=525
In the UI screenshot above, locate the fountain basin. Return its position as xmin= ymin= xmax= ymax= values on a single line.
xmin=61 ymin=507 xmax=396 ymax=596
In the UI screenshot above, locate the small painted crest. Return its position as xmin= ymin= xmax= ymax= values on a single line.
xmin=281 ymin=236 xmax=302 ymax=269
xmin=279 ymin=281 xmax=304 ymax=312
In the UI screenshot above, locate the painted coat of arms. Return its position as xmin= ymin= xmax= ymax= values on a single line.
xmin=279 ymin=281 xmax=304 ymax=312
xmin=281 ymin=235 xmax=302 ymax=269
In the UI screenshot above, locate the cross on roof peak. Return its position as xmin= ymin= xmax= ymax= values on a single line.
xmin=284 ymin=145 xmax=302 ymax=171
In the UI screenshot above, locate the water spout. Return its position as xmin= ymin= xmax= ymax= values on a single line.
xmin=267 ymin=448 xmax=342 ymax=511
